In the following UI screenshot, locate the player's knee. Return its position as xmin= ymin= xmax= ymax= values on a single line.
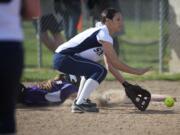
xmin=96 ymin=66 xmax=107 ymax=83
xmin=101 ymin=67 xmax=107 ymax=80
xmin=53 ymin=53 xmax=63 ymax=71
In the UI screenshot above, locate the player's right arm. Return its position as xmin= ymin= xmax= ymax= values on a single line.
xmin=103 ymin=55 xmax=125 ymax=83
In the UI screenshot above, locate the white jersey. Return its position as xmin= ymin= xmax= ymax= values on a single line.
xmin=55 ymin=25 xmax=113 ymax=62
xmin=0 ymin=0 xmax=23 ymax=41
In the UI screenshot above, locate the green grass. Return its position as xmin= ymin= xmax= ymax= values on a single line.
xmin=22 ymin=21 xmax=178 ymax=82
xmin=122 ymin=20 xmax=159 ymax=41
xmin=120 ymin=42 xmax=159 ymax=70
xmin=23 ymin=22 xmax=53 ymax=68
xmin=22 ymin=68 xmax=58 ymax=82
xmin=122 ymin=72 xmax=180 ymax=81
xmin=22 ymin=68 xmax=180 ymax=82
xmin=119 ymin=20 xmax=169 ymax=71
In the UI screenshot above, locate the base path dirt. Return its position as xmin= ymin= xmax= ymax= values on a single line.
xmin=16 ymin=81 xmax=180 ymax=135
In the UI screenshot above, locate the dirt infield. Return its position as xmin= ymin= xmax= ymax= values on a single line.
xmin=16 ymin=81 xmax=180 ymax=135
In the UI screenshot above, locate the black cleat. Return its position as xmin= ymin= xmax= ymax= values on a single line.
xmin=71 ymin=100 xmax=99 ymax=113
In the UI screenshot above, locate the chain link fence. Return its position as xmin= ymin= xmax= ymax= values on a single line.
xmin=116 ymin=0 xmax=169 ymax=72
xmin=24 ymin=0 xmax=174 ymax=73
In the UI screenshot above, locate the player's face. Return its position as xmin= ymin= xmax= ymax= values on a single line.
xmin=111 ymin=13 xmax=124 ymax=33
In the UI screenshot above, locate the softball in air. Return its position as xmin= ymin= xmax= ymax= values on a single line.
xmin=164 ymin=96 xmax=175 ymax=107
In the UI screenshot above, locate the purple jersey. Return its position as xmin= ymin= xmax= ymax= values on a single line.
xmin=21 ymin=80 xmax=78 ymax=105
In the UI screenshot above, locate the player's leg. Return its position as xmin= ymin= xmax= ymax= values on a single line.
xmin=53 ymin=54 xmax=107 ymax=112
xmin=75 ymin=76 xmax=98 ymax=107
xmin=76 ymin=76 xmax=86 ymax=99
xmin=59 ymin=82 xmax=78 ymax=103
xmin=0 ymin=42 xmax=23 ymax=134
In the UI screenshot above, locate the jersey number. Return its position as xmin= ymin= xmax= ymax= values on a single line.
xmin=93 ymin=47 xmax=103 ymax=56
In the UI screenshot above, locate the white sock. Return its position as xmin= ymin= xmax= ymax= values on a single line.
xmin=76 ymin=76 xmax=86 ymax=99
xmin=76 ymin=79 xmax=99 ymax=105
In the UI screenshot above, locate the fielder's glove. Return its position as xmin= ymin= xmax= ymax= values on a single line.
xmin=122 ymin=81 xmax=151 ymax=111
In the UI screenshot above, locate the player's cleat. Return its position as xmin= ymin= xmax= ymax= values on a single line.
xmin=84 ymin=98 xmax=97 ymax=107
xmin=72 ymin=99 xmax=97 ymax=107
xmin=71 ymin=100 xmax=99 ymax=113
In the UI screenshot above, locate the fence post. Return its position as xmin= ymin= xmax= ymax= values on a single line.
xmin=159 ymin=0 xmax=164 ymax=73
xmin=36 ymin=19 xmax=43 ymax=68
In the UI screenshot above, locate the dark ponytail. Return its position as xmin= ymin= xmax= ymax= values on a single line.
xmin=101 ymin=8 xmax=121 ymax=24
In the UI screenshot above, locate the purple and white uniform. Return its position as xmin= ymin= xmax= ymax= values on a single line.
xmin=21 ymin=80 xmax=78 ymax=105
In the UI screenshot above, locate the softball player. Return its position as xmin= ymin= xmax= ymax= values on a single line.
xmin=17 ymin=76 xmax=78 ymax=106
xmin=0 ymin=0 xmax=40 ymax=133
xmin=53 ymin=8 xmax=150 ymax=113
xmin=0 ymin=0 xmax=24 ymax=134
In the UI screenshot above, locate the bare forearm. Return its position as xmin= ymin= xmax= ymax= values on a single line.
xmin=109 ymin=66 xmax=125 ymax=84
xmin=104 ymin=45 xmax=144 ymax=75
xmin=107 ymin=53 xmax=150 ymax=75
xmin=112 ymin=60 xmax=140 ymax=75
xmin=103 ymin=43 xmax=149 ymax=76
